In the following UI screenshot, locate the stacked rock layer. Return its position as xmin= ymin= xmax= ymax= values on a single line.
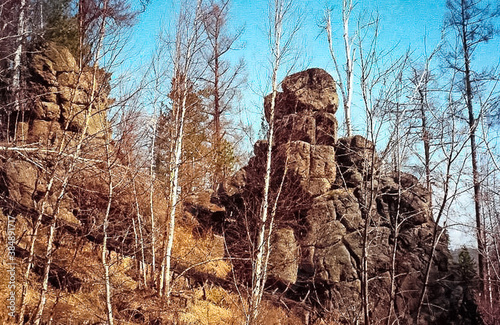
xmin=16 ymin=42 xmax=111 ymax=148
xmin=217 ymin=69 xmax=464 ymax=324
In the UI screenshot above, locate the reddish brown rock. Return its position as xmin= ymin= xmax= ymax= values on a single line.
xmin=282 ymin=68 xmax=338 ymax=114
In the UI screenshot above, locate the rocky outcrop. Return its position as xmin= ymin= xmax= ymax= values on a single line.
xmin=213 ymin=68 xmax=465 ymax=324
xmin=0 ymin=42 xmax=115 ymax=233
xmin=16 ymin=42 xmax=111 ymax=146
xmin=0 ymin=43 xmax=144 ymax=256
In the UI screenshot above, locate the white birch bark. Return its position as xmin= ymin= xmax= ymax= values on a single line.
xmin=158 ymin=0 xmax=204 ymax=298
xmin=325 ymin=0 xmax=355 ymax=137
xmin=149 ymin=110 xmax=158 ymax=283
xmin=101 ymin=161 xmax=115 ymax=325
xmin=12 ymin=0 xmax=26 ymax=114
xmin=248 ymin=0 xmax=285 ymax=322
xmin=132 ymin=172 xmax=148 ymax=288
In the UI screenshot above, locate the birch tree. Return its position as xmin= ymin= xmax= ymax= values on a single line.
xmin=356 ymin=17 xmax=382 ymax=324
xmin=0 ymin=0 xmax=29 ymax=141
xmin=324 ymin=0 xmax=356 ymax=137
xmin=99 ymin=112 xmax=127 ymax=325
xmin=157 ymin=0 xmax=205 ymax=298
xmin=12 ymin=0 xmax=27 ymax=116
xmin=247 ymin=0 xmax=301 ymax=323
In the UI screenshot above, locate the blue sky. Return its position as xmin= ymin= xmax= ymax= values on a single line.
xmin=120 ymin=0 xmax=499 ymax=249
xmin=125 ymin=0 xmax=455 ymax=131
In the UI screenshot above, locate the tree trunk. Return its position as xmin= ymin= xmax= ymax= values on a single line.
xmin=102 ymin=172 xmax=115 ymax=325
xmin=248 ymin=1 xmax=285 ymax=322
xmin=150 ymin=110 xmax=158 ymax=284
xmin=132 ymin=172 xmax=148 ymax=288
xmin=213 ymin=42 xmax=222 ymax=189
xmin=342 ymin=0 xmax=354 ymax=137
xmin=159 ymin=0 xmax=203 ymax=298
xmin=13 ymin=0 xmax=26 ymax=113
xmin=12 ymin=0 xmax=27 ymax=142
xmin=325 ymin=0 xmax=354 ymax=138
xmin=461 ymin=12 xmax=486 ymax=291
xmin=161 ymin=86 xmax=187 ymax=298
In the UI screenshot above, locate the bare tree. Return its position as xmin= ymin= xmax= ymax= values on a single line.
xmin=149 ymin=104 xmax=158 ymax=284
xmin=477 ymin=120 xmax=500 ymax=321
xmin=100 ymin=118 xmax=120 ymax=325
xmin=157 ymin=0 xmax=206 ymax=298
xmin=0 ymin=0 xmax=29 ymax=142
xmin=12 ymin=0 xmax=27 ymax=116
xmin=356 ymin=16 xmax=382 ymax=324
xmin=247 ymin=0 xmax=301 ymax=323
xmin=201 ymin=0 xmax=244 ymax=189
xmin=443 ymin=0 xmax=499 ymax=294
xmin=408 ymin=51 xmax=440 ymax=195
xmin=324 ymin=0 xmax=356 ymax=137
xmin=415 ymin=74 xmax=471 ymax=321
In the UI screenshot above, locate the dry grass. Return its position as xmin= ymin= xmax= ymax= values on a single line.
xmin=172 ymin=225 xmax=231 ymax=279
xmin=2 ymin=208 xmax=315 ymax=324
xmin=0 ymin=160 xmax=313 ymax=324
xmin=180 ymin=285 xmax=245 ymax=324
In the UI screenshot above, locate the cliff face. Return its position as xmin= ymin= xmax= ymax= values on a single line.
xmin=215 ymin=68 xmax=463 ymax=324
xmin=2 ymin=42 xmax=117 ymax=235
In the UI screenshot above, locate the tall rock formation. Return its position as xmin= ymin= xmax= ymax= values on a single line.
xmin=214 ymin=68 xmax=464 ymax=324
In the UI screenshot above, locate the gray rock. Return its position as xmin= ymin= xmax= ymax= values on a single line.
xmin=264 ymin=68 xmax=339 ymax=122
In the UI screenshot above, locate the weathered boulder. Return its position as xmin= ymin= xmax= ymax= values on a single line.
xmin=314 ymin=111 xmax=338 ymax=145
xmin=274 ymin=111 xmax=338 ymax=146
xmin=43 ymin=42 xmax=78 ymax=72
xmin=279 ymin=140 xmax=311 ymax=180
xmin=3 ymin=160 xmax=41 ymax=208
xmin=310 ymin=145 xmax=336 ymax=183
xmin=275 ymin=113 xmax=316 ymax=144
xmin=29 ymin=120 xmax=61 ymax=145
xmin=282 ymin=68 xmax=338 ymax=113
xmin=268 ymin=228 xmax=300 ymax=285
xmin=222 ymin=168 xmax=246 ymax=197
xmin=264 ymin=68 xmax=339 ymax=122
xmin=32 ymin=100 xmax=61 ymax=121
xmin=31 ymin=52 xmax=58 ymax=85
